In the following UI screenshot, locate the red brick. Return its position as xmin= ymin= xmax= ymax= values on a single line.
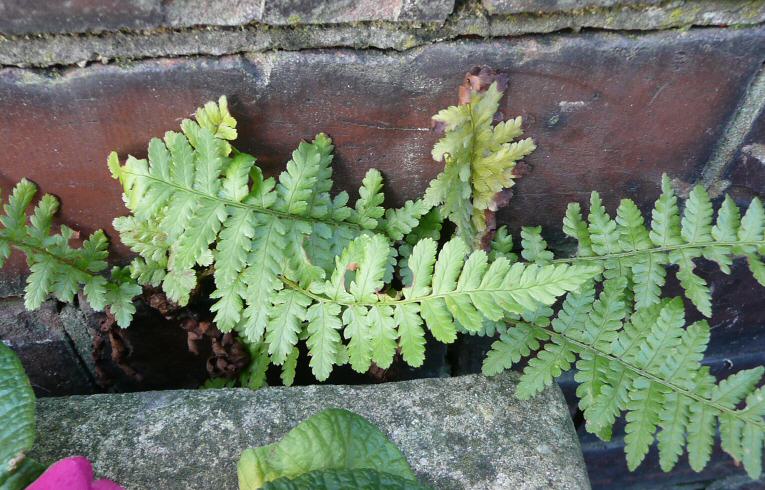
xmin=0 ymin=28 xmax=763 ymax=274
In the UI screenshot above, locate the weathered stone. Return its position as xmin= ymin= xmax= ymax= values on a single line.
xmin=2 ymin=2 xmax=765 ymax=68
xmin=31 ymin=372 xmax=590 ymax=489
xmin=481 ymin=0 xmax=660 ymax=14
xmin=0 ymin=0 xmax=161 ymax=36
xmin=0 ymin=298 xmax=95 ymax=396
xmin=698 ymin=64 xmax=765 ymax=193
xmin=161 ymin=0 xmax=264 ymax=28
xmin=260 ymin=0 xmax=455 ymax=24
xmin=1 ymin=28 xmax=763 ymax=273
xmin=0 ymin=0 xmax=453 ymax=36
xmin=164 ymin=0 xmax=456 ymax=27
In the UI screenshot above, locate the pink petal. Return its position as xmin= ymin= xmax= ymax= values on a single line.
xmin=27 ymin=456 xmax=94 ymax=490
xmin=92 ymin=479 xmax=125 ymax=490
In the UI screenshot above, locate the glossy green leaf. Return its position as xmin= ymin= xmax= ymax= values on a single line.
xmin=238 ymin=409 xmax=418 ymax=490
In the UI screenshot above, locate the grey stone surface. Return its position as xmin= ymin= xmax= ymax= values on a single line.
xmin=481 ymin=0 xmax=661 ymax=14
xmin=0 ymin=0 xmax=454 ymax=36
xmin=0 ymin=0 xmax=161 ymax=35
xmin=0 ymin=298 xmax=95 ymax=396
xmin=31 ymin=373 xmax=591 ymax=489
xmin=259 ymin=0 xmax=455 ymax=24
xmin=2 ymin=0 xmax=764 ymax=68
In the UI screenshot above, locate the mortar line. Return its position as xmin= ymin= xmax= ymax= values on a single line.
xmin=1 ymin=2 xmax=765 ymax=70
xmin=698 ymin=61 xmax=765 ymax=193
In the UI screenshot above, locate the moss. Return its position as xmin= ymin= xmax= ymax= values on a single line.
xmin=401 ymin=36 xmax=420 ymax=50
xmin=668 ymin=7 xmax=685 ymax=23
xmin=465 ymin=22 xmax=488 ymax=36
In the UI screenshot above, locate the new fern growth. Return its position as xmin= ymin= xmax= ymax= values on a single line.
xmin=5 ymin=67 xmax=765 ymax=480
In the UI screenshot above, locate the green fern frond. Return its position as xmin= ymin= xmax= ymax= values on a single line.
xmin=556 ymin=176 xmax=765 ymax=316
xmin=101 ymin=92 xmax=765 ymax=480
xmin=109 ymin=97 xmax=415 ymax=350
xmin=477 ymin=175 xmax=765 ymax=475
xmin=0 ymin=180 xmax=139 ymax=326
xmin=351 ymin=169 xmax=385 ymax=229
xmin=488 ymin=225 xmax=517 ymax=262
xmin=281 ymin=235 xmax=598 ymax=380
xmin=520 ymin=226 xmax=553 ymax=264
xmin=485 ymin=284 xmax=765 ymax=477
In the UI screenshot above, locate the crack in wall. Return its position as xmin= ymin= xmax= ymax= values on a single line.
xmin=1 ymin=0 xmax=764 ymax=69
xmin=698 ymin=61 xmax=765 ymax=195
xmin=59 ymin=315 xmax=99 ymax=390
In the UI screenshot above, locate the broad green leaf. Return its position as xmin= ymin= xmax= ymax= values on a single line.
xmin=238 ymin=409 xmax=418 ymax=489
xmin=0 ymin=343 xmax=39 ymax=486
xmin=261 ymin=469 xmax=430 ymax=490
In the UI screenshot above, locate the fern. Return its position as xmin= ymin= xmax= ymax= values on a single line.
xmin=425 ymin=81 xmax=535 ymax=247
xmin=484 ymin=177 xmax=765 ymax=477
xmin=0 ymin=179 xmax=139 ymax=326
xmin=102 ymin=83 xmax=765 ymax=479
xmin=556 ymin=176 xmax=765 ymax=316
xmin=283 ymin=235 xmax=598 ymax=380
xmin=109 ymin=97 xmax=430 ymax=342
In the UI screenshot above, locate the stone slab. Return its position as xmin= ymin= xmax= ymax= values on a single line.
xmin=3 ymin=2 xmax=765 ymax=68
xmin=30 ymin=373 xmax=590 ymax=489
xmin=481 ymin=0 xmax=661 ymax=14
xmin=0 ymin=0 xmax=454 ymax=35
xmin=726 ymin=96 xmax=765 ymax=205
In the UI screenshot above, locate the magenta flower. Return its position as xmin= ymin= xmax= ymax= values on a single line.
xmin=26 ymin=456 xmax=123 ymax=490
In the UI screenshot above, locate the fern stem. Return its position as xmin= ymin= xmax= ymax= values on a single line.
xmin=120 ymin=170 xmax=364 ymax=231
xmin=538 ymin=324 xmax=765 ymax=430
xmin=281 ymin=277 xmax=580 ymax=308
xmin=554 ymin=240 xmax=765 ymax=264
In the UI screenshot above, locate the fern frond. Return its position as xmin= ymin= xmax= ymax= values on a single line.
xmin=351 ymin=169 xmax=385 ymax=229
xmin=282 ymin=235 xmax=597 ymax=380
xmin=477 ymin=177 xmax=765 ymax=475
xmin=266 ymin=289 xmax=310 ymax=364
xmin=398 ymin=209 xmax=443 ymax=285
xmin=520 ymin=226 xmax=553 ymax=264
xmin=98 ymin=85 xmax=765 ymax=482
xmin=563 ymin=202 xmax=594 ymax=257
xmin=486 ymin=284 xmax=765 ymax=477
xmin=482 ymin=322 xmax=549 ymax=376
xmin=0 ymin=180 xmax=139 ymax=326
xmin=488 ymin=225 xmax=517 ymax=262
xmin=382 ymin=199 xmax=432 ymax=241
xmin=554 ymin=176 xmax=765 ymax=317
xmin=395 ymin=303 xmax=425 ymax=367
xmin=109 ymin=97 xmax=419 ymax=357
xmin=425 ymin=82 xmax=535 ymax=247
xmin=306 ymin=302 xmax=343 ymax=381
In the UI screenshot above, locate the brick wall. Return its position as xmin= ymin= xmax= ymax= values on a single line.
xmin=2 ymin=1 xmax=765 ymax=487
